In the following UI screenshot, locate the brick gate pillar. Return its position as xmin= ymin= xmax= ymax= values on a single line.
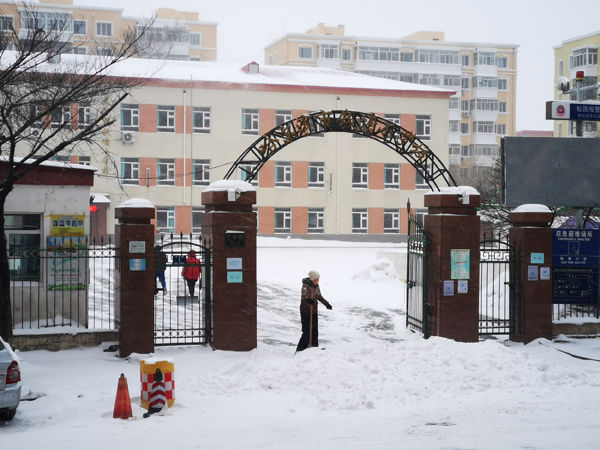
xmin=114 ymin=199 xmax=156 ymax=357
xmin=201 ymin=181 xmax=257 ymax=351
xmin=424 ymin=187 xmax=480 ymax=342
xmin=509 ymin=206 xmax=553 ymax=343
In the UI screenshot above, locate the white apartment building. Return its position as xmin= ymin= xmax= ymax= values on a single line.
xmin=264 ymin=25 xmax=519 ymax=182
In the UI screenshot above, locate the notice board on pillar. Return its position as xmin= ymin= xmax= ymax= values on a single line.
xmin=552 ymin=229 xmax=600 ymax=304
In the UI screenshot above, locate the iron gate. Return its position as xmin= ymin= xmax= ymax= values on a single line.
xmin=406 ymin=213 xmax=429 ymax=337
xmin=154 ymin=234 xmax=212 ymax=346
xmin=479 ymin=238 xmax=515 ymax=335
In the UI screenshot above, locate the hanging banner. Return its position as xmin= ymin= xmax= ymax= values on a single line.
xmin=47 ymin=236 xmax=87 ymax=290
xmin=51 ymin=215 xmax=85 ymax=237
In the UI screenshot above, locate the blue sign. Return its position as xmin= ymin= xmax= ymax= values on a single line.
xmin=570 ymin=103 xmax=600 ymax=121
xmin=552 ymin=229 xmax=599 ymax=267
xmin=227 ymin=271 xmax=243 ymax=283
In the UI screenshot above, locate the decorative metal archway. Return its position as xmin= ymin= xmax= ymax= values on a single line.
xmin=224 ymin=110 xmax=457 ymax=190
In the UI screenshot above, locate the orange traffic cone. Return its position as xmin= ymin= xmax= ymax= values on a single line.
xmin=113 ymin=373 xmax=133 ymax=420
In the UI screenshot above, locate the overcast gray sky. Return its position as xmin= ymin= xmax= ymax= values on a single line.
xmin=78 ymin=0 xmax=600 ymax=131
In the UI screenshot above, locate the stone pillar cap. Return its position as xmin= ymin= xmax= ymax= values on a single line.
xmin=512 ymin=204 xmax=552 ymax=214
xmin=116 ymin=198 xmax=154 ymax=209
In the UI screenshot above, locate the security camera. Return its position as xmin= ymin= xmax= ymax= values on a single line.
xmin=556 ymin=76 xmax=570 ymax=93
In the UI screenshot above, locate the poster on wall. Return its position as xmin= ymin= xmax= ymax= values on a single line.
xmin=51 ymin=215 xmax=85 ymax=237
xmin=47 ymin=236 xmax=87 ymax=290
xmin=451 ymin=249 xmax=470 ymax=279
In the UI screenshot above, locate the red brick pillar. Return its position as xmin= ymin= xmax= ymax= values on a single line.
xmin=509 ymin=208 xmax=553 ymax=343
xmin=424 ymin=188 xmax=480 ymax=342
xmin=201 ymin=182 xmax=257 ymax=351
xmin=114 ymin=199 xmax=156 ymax=357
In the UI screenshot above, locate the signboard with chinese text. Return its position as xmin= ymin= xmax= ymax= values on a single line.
xmin=51 ymin=215 xmax=85 ymax=237
xmin=450 ymin=249 xmax=470 ymax=279
xmin=47 ymin=236 xmax=87 ymax=290
xmin=546 ymin=101 xmax=600 ymax=121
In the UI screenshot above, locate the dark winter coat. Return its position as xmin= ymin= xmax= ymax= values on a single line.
xmin=300 ymin=277 xmax=331 ymax=313
xmin=181 ymin=253 xmax=201 ymax=280
xmin=154 ymin=251 xmax=168 ymax=272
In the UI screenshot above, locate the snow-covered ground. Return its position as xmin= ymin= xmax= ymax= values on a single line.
xmin=4 ymin=237 xmax=600 ymax=449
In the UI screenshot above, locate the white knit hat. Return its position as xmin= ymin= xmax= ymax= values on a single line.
xmin=308 ymin=270 xmax=320 ymax=281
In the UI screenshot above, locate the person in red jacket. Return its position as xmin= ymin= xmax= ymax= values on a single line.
xmin=181 ymin=250 xmax=201 ymax=297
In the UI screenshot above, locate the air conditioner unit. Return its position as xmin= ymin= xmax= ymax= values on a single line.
xmin=122 ymin=131 xmax=136 ymax=143
xmin=462 ymin=111 xmax=470 ymax=118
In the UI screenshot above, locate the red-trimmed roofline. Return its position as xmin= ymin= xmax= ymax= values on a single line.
xmin=0 ymin=162 xmax=95 ymax=186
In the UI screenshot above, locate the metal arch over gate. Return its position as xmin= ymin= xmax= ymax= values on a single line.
xmin=224 ymin=110 xmax=457 ymax=190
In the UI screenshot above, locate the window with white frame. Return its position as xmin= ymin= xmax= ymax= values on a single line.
xmin=0 ymin=16 xmax=13 ymax=31
xmin=384 ymin=209 xmax=400 ymax=233
xmin=385 ymin=113 xmax=400 ymax=126
xmin=50 ymin=106 xmax=71 ymax=129
xmin=6 ymin=214 xmax=42 ymax=282
xmin=121 ymin=104 xmax=139 ymax=131
xmin=384 ymin=164 xmax=399 ymax=189
xmin=416 ymin=115 xmax=431 ymax=140
xmin=497 ymin=79 xmax=508 ymax=90
xmin=352 ymin=209 xmax=368 ymax=233
xmin=21 ymin=11 xmax=70 ymax=32
xmin=193 ymin=159 xmax=210 ymax=186
xmin=475 ymin=51 xmax=496 ymax=66
xmin=495 ymin=124 xmax=507 ymax=135
xmin=415 ymin=162 xmax=431 ymax=189
xmin=29 ymin=103 xmax=43 ymax=129
xmin=499 ymin=102 xmax=507 ymax=113
xmin=341 ymin=48 xmax=351 ymax=61
xmin=72 ymin=46 xmax=86 ymax=55
xmin=558 ymin=60 xmax=564 ymax=77
xmin=157 ymin=105 xmax=175 ymax=132
xmin=73 ymin=19 xmax=86 ymax=35
xmin=319 ymin=44 xmax=338 ymax=59
xmin=357 ymin=46 xmax=399 ymax=61
xmin=473 ymin=76 xmax=498 ymax=88
xmin=571 ymin=47 xmax=598 ymax=68
xmin=308 ymin=208 xmax=324 ymax=233
xmin=416 ymin=49 xmax=459 ymax=64
xmin=242 ymin=108 xmax=259 ymax=135
xmin=449 ymin=120 xmax=460 ymax=133
xmin=156 ymin=206 xmax=175 ymax=233
xmin=449 ymin=144 xmax=461 ymax=156
xmin=420 ymin=73 xmax=441 ymax=86
xmin=496 ymin=56 xmax=508 ymax=68
xmin=472 ymin=145 xmax=499 ymax=156
xmin=240 ymin=163 xmax=259 ymax=186
xmin=352 ymin=163 xmax=368 ymax=189
xmin=275 ymin=161 xmax=292 ymax=187
xmin=462 ymin=77 xmax=470 ymax=89
xmin=474 ymin=121 xmax=495 ymax=133
xmin=470 ymin=99 xmax=499 ymax=111
xmin=461 ymin=122 xmax=469 ymax=134
xmin=121 ymin=158 xmax=139 ymax=185
xmin=461 ymin=146 xmax=471 ymax=157
xmin=308 ymin=111 xmax=324 ymax=137
xmin=78 ymin=103 xmax=90 ymax=129
xmin=193 ymin=107 xmax=211 ymax=134
xmin=461 ymin=100 xmax=469 ymax=111
xmin=443 ymin=75 xmax=461 ymax=87
xmin=157 ymin=158 xmax=175 ymax=186
xmin=275 ymin=109 xmax=292 ymax=126
xmin=190 ymin=33 xmax=201 ymax=47
xmin=274 ymin=208 xmax=291 ymax=233
xmin=449 ymin=98 xmax=460 ymax=110
xmin=461 ymin=54 xmax=470 ymax=66
xmin=96 ymin=21 xmax=112 ymax=37
xmin=308 ymin=162 xmax=325 ymax=188
xmin=78 ymin=156 xmax=91 ymax=166
xmin=192 ymin=206 xmax=205 ymax=233
xmin=298 ymin=47 xmax=312 ymax=59
xmin=400 ymin=52 xmax=413 ymax=62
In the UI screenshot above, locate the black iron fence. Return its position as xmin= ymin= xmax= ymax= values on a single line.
xmin=406 ymin=213 xmax=429 ymax=337
xmin=9 ymin=235 xmax=118 ymax=331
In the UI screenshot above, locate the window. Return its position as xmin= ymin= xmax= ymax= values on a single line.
xmin=21 ymin=11 xmax=70 ymax=32
xmin=0 ymin=16 xmax=13 ymax=31
xmin=449 ymin=98 xmax=460 ymax=110
xmin=496 ymin=57 xmax=508 ymax=68
xmin=571 ymin=47 xmax=598 ymax=68
xmin=341 ymin=48 xmax=351 ymax=61
xmin=308 ymin=208 xmax=324 ymax=233
xmin=558 ymin=60 xmax=564 ymax=77
xmin=96 ymin=21 xmax=112 ymax=37
xmin=473 ymin=76 xmax=498 ymax=88
xmin=78 ymin=156 xmax=91 ymax=166
xmin=384 ymin=209 xmax=399 ymax=233
xmin=193 ymin=159 xmax=210 ymax=186
xmin=157 ymin=158 xmax=175 ymax=186
xmin=472 ymin=145 xmax=499 ymax=156
xmin=308 ymin=111 xmax=324 ymax=137
xmin=121 ymin=104 xmax=139 ymax=131
xmin=193 ymin=107 xmax=211 ymax=134
xmin=240 ymin=163 xmax=259 ymax=186
xmin=275 ymin=110 xmax=292 ymax=126
xmin=461 ymin=123 xmax=469 ymax=134
xmin=51 ymin=155 xmax=70 ymax=163
xmin=352 ymin=209 xmax=368 ymax=233
xmin=29 ymin=103 xmax=43 ymax=129
xmin=499 ymin=102 xmax=507 ymax=113
xmin=415 ymin=162 xmax=431 ymax=189
xmin=449 ymin=120 xmax=460 ymax=133
xmin=50 ymin=106 xmax=71 ymax=129
xmin=498 ymin=79 xmax=508 ymax=90
xmin=190 ymin=33 xmax=201 ymax=46
xmin=274 ymin=161 xmax=292 ymax=187
xmin=420 ymin=73 xmax=441 ymax=85
xmin=495 ymin=124 xmax=507 ymax=135
xmin=121 ymin=158 xmax=139 ymax=185
xmin=461 ymin=54 xmax=470 ymax=66
xmin=192 ymin=206 xmax=205 ymax=233
xmin=400 ymin=52 xmax=413 ymax=62
xmin=461 ymin=145 xmax=471 ymax=157
xmin=449 ymin=144 xmax=461 ymax=156
xmin=352 ymin=163 xmax=368 ymax=189
xmin=78 ymin=104 xmax=90 ymax=129
xmin=416 ymin=49 xmax=459 ymax=64
xmin=319 ymin=44 xmax=338 ymax=59
xmin=462 ymin=77 xmax=470 ymax=89
xmin=73 ymin=19 xmax=86 ymax=35
xmin=72 ymin=46 xmax=86 ymax=55
xmin=157 ymin=105 xmax=175 ymax=132
xmin=274 ymin=208 xmax=291 ymax=233
xmin=385 ymin=114 xmax=400 ymax=126
xmin=461 ymin=100 xmax=469 ymax=111
xmin=384 ymin=164 xmax=399 ymax=189
xmin=474 ymin=121 xmax=495 ymax=133
xmin=416 ymin=115 xmax=431 ymax=140
xmin=475 ymin=52 xmax=495 ymax=66
xmin=443 ymin=75 xmax=461 ymax=87
xmin=470 ymin=99 xmax=499 ymax=111
xmin=156 ymin=207 xmax=175 ymax=233
xmin=308 ymin=162 xmax=325 ymax=188
xmin=8 ymin=218 xmax=41 ymax=282
xmin=298 ymin=47 xmax=312 ymax=59
xmin=242 ymin=108 xmax=259 ymax=135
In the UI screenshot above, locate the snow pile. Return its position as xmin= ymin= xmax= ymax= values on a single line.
xmin=351 ymin=257 xmax=398 ymax=282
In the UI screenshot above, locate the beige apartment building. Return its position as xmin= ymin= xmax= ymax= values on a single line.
xmin=0 ymin=0 xmax=217 ymax=61
xmin=44 ymin=58 xmax=452 ymax=240
xmin=264 ymin=25 xmax=519 ymax=183
xmin=553 ymin=31 xmax=600 ymax=138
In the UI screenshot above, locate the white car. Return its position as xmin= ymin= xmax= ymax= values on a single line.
xmin=0 ymin=336 xmax=21 ymax=421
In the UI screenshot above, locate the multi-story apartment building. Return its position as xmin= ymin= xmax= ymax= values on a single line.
xmin=264 ymin=24 xmax=519 ymax=183
xmin=553 ymin=32 xmax=600 ymax=138
xmin=0 ymin=0 xmax=217 ymax=61
xmin=50 ymin=58 xmax=452 ymax=240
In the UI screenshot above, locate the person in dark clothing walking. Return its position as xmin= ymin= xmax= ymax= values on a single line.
xmin=154 ymin=245 xmax=168 ymax=294
xmin=296 ymin=270 xmax=332 ymax=353
xmin=181 ymin=249 xmax=201 ymax=297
